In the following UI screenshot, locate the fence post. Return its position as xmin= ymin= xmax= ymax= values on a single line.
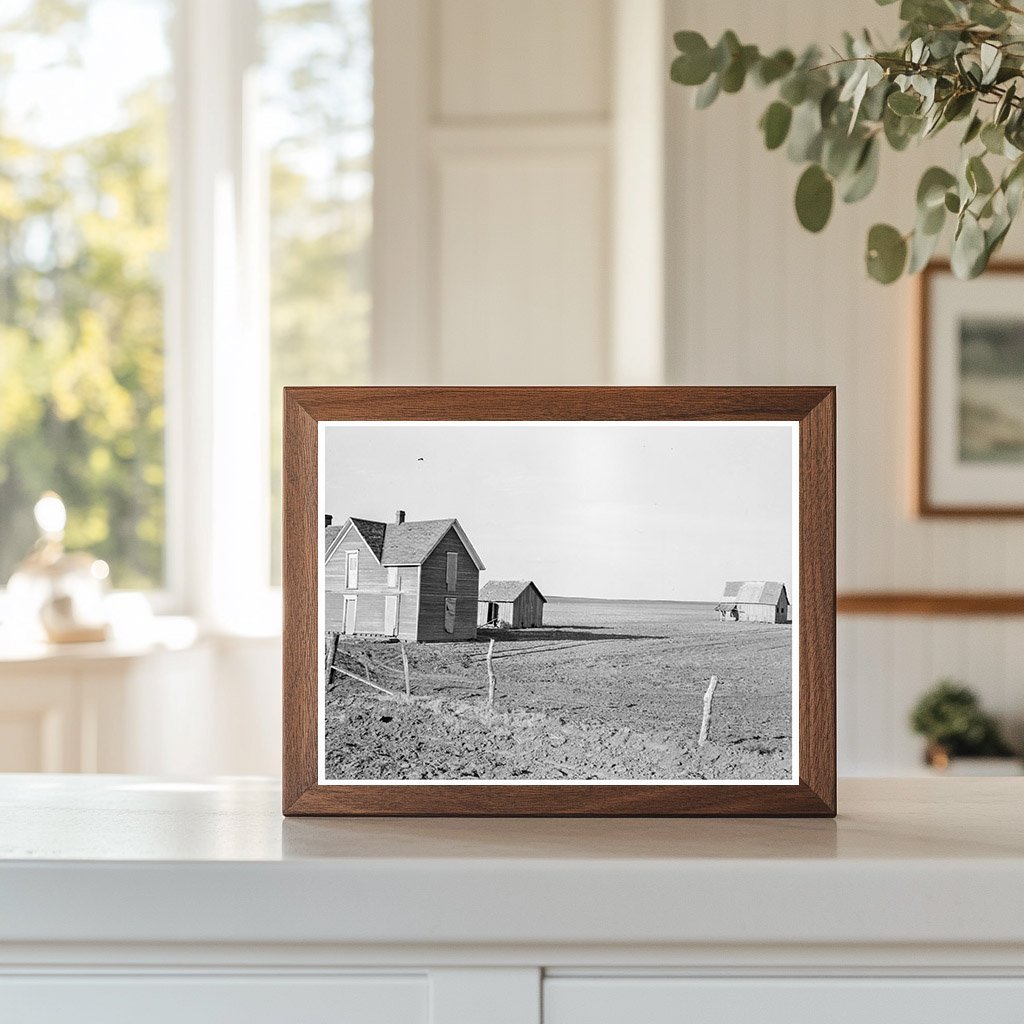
xmin=698 ymin=675 xmax=718 ymax=747
xmin=486 ymin=639 xmax=496 ymax=705
xmin=325 ymin=631 xmax=339 ymax=672
xmin=400 ymin=641 xmax=411 ymax=698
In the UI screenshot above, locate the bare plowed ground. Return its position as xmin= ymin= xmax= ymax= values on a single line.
xmin=323 ymin=598 xmax=793 ymax=782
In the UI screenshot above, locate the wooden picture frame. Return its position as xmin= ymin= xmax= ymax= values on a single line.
xmin=916 ymin=260 xmax=1024 ymax=517
xmin=283 ymin=387 xmax=836 ymax=817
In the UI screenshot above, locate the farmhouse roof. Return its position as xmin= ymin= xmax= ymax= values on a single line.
xmin=331 ymin=516 xmax=485 ymax=570
xmin=478 ymin=580 xmax=547 ymax=603
xmin=721 ymin=580 xmax=787 ymax=606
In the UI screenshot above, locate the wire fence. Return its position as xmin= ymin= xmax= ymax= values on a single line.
xmin=324 ymin=631 xmax=787 ymax=745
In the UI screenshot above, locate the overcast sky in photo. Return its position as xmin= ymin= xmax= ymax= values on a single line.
xmin=323 ymin=422 xmax=795 ymax=603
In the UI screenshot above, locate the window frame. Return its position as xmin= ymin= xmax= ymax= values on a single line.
xmin=163 ymin=0 xmax=276 ymax=632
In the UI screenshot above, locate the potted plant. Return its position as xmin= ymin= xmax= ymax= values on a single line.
xmin=670 ymin=0 xmax=1024 ymax=283
xmin=909 ymin=680 xmax=1019 ymax=772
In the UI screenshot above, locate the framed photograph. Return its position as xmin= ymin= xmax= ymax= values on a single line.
xmin=917 ymin=261 xmax=1024 ymax=516
xmin=283 ymin=387 xmax=835 ymax=816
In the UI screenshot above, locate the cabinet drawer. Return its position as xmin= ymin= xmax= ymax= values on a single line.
xmin=544 ymin=977 xmax=1024 ymax=1024
xmin=0 ymin=974 xmax=427 ymax=1024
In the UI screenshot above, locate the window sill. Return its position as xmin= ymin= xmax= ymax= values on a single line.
xmin=0 ymin=616 xmax=201 ymax=666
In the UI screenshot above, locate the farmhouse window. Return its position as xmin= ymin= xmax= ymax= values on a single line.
xmin=444 ymin=597 xmax=456 ymax=633
xmin=387 ymin=566 xmax=398 ymax=587
xmin=446 ymin=552 xmax=458 ymax=592
xmin=345 ymin=550 xmax=358 ymax=589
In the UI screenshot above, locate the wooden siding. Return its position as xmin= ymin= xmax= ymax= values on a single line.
xmin=417 ymin=527 xmax=479 ymax=641
xmin=513 ymin=585 xmax=544 ymax=627
xmin=325 ymin=526 xmax=420 ymax=638
xmin=732 ymin=603 xmax=785 ymax=625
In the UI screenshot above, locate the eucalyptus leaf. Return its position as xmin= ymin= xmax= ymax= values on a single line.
xmin=981 ymin=121 xmax=1006 ymax=155
xmin=967 ymin=154 xmax=995 ymax=195
xmin=694 ymin=73 xmax=721 ymax=109
xmin=822 ymin=128 xmax=864 ymax=178
xmin=970 ymin=2 xmax=1009 ymax=29
xmin=710 ymin=31 xmax=740 ymax=73
xmin=917 ymin=166 xmax=957 ymax=210
xmin=861 ymin=79 xmax=892 ymax=122
xmin=884 ymin=106 xmax=922 ymax=150
xmin=888 ymin=90 xmax=921 ymax=115
xmin=721 ymin=44 xmax=759 ymax=92
xmin=942 ymin=91 xmax=974 ymax=122
xmin=842 ymin=137 xmax=880 ymax=203
xmin=754 ymin=49 xmax=795 ymax=87
xmin=908 ymin=221 xmax=943 ymax=273
xmin=922 ymin=201 xmax=946 ymax=235
xmin=951 ymin=211 xmax=987 ymax=278
xmin=760 ymin=101 xmax=793 ymax=150
xmin=787 ymin=101 xmax=823 ymax=162
xmin=962 ymin=115 xmax=983 ymax=145
xmin=795 ymin=164 xmax=834 ymax=232
xmin=866 ymin=223 xmax=908 ymax=283
xmin=779 ymin=73 xmax=807 ymax=106
xmin=980 ymin=41 xmax=1002 ymax=86
xmin=1004 ymin=158 xmax=1024 ymax=216
xmin=996 ymin=82 xmax=1017 ymax=124
xmin=671 ymin=52 xmax=711 ymax=87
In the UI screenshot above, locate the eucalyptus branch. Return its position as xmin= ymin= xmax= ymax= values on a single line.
xmin=670 ymin=0 xmax=1024 ymax=283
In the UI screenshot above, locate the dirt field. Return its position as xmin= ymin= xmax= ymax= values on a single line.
xmin=323 ymin=598 xmax=793 ymax=782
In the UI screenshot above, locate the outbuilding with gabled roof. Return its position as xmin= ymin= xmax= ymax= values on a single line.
xmin=716 ymin=580 xmax=790 ymax=624
xmin=477 ymin=579 xmax=546 ymax=629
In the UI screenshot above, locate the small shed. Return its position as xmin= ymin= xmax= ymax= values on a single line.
xmin=477 ymin=580 xmax=546 ymax=628
xmin=716 ymin=581 xmax=790 ymax=624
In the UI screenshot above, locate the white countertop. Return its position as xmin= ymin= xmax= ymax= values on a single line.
xmin=2 ymin=775 xmax=1023 ymax=952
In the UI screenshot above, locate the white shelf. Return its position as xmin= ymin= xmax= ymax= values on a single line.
xmin=1 ymin=775 xmax=1022 ymax=951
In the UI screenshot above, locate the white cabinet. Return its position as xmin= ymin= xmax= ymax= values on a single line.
xmin=544 ymin=977 xmax=1024 ymax=1024
xmin=1 ymin=975 xmax=428 ymax=1024
xmin=1 ymin=777 xmax=1023 ymax=1023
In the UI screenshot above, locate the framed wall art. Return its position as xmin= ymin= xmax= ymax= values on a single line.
xmin=917 ymin=261 xmax=1024 ymax=517
xmin=282 ymin=387 xmax=836 ymax=816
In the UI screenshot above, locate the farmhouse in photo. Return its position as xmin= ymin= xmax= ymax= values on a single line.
xmin=324 ymin=510 xmax=484 ymax=641
xmin=477 ymin=580 xmax=547 ymax=628
xmin=717 ymin=581 xmax=790 ymax=624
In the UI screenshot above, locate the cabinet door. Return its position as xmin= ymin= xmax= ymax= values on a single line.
xmin=544 ymin=977 xmax=1024 ymax=1024
xmin=0 ymin=974 xmax=427 ymax=1024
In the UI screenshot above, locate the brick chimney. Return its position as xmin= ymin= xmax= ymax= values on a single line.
xmin=395 ymin=510 xmax=406 ymax=524
xmin=324 ymin=514 xmax=333 ymax=527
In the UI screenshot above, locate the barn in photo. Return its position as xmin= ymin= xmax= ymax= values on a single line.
xmin=716 ymin=581 xmax=790 ymax=624
xmin=324 ymin=510 xmax=484 ymax=641
xmin=477 ymin=580 xmax=547 ymax=628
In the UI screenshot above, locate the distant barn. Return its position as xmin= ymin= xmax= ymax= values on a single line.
xmin=324 ymin=510 xmax=485 ymax=642
xmin=477 ymin=580 xmax=546 ymax=628
xmin=716 ymin=581 xmax=790 ymax=624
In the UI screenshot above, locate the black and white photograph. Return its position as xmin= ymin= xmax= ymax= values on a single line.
xmin=318 ymin=420 xmax=797 ymax=784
